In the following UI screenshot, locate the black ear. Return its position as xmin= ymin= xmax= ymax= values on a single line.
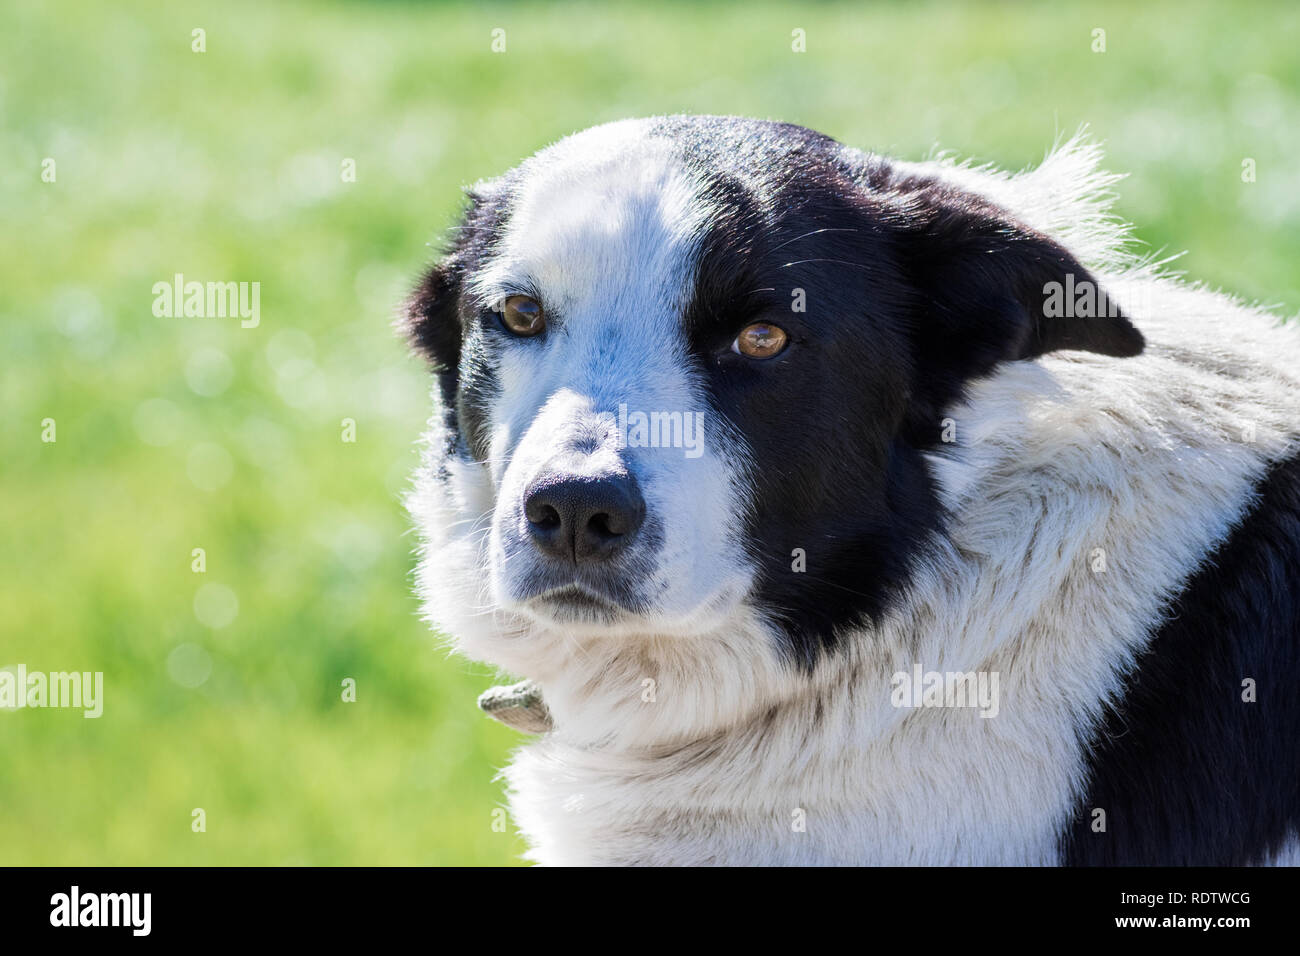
xmin=402 ymin=189 xmax=497 ymax=412
xmin=402 ymin=256 xmax=464 ymax=422
xmin=884 ymin=178 xmax=1143 ymax=432
xmin=404 ymin=257 xmax=463 ymax=373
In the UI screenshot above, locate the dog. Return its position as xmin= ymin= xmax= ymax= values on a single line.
xmin=403 ymin=115 xmax=1300 ymax=865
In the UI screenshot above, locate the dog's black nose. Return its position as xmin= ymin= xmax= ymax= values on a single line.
xmin=524 ymin=471 xmax=646 ymax=563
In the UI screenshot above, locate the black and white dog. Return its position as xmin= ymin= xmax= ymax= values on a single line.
xmin=404 ymin=115 xmax=1300 ymax=866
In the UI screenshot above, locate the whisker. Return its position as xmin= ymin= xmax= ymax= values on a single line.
xmin=780 ymin=257 xmax=874 ymax=271
xmin=767 ymin=226 xmax=859 ymax=254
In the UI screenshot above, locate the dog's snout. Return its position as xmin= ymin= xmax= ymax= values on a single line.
xmin=524 ymin=471 xmax=646 ymax=563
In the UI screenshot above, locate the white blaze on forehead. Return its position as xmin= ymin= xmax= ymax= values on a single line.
xmin=471 ymin=118 xmax=722 ymax=470
xmin=455 ymin=121 xmax=755 ymax=634
xmin=470 ymin=119 xmax=709 ymax=318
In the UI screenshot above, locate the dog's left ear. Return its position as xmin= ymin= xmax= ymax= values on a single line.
xmin=883 ymin=178 xmax=1143 ymax=425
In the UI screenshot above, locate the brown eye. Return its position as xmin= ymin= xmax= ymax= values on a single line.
xmin=732 ymin=322 xmax=788 ymax=359
xmin=501 ymin=295 xmax=545 ymax=337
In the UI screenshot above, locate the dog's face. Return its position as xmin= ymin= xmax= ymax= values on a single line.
xmin=406 ymin=116 xmax=1142 ymax=679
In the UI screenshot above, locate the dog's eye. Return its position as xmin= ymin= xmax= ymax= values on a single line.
xmin=500 ymin=295 xmax=546 ymax=337
xmin=732 ymin=322 xmax=788 ymax=359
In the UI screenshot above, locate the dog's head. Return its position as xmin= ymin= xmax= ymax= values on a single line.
xmin=405 ymin=116 xmax=1141 ymax=739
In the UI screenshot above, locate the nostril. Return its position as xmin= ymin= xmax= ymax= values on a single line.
xmin=587 ymin=511 xmax=622 ymax=540
xmin=529 ymin=503 xmax=562 ymax=531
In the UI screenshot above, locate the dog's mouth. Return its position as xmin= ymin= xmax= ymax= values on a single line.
xmin=523 ymin=584 xmax=635 ymax=625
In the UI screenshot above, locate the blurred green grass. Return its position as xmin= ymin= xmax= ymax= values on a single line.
xmin=1 ymin=0 xmax=1296 ymax=865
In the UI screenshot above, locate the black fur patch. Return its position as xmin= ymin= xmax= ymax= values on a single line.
xmin=405 ymin=184 xmax=515 ymax=462
xmin=1062 ymin=451 xmax=1300 ymax=865
xmin=654 ymin=115 xmax=1142 ymax=664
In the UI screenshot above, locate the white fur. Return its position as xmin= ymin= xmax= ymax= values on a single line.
xmin=1266 ymin=835 xmax=1300 ymax=866
xmin=479 ymin=120 xmax=753 ymax=637
xmin=410 ymin=127 xmax=1300 ymax=865
xmin=412 ymin=120 xmax=765 ymax=748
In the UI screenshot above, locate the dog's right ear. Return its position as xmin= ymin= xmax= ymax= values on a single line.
xmin=404 ymin=254 xmax=464 ymax=376
xmin=402 ymin=188 xmax=499 ymax=410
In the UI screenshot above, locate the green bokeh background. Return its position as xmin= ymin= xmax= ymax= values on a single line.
xmin=2 ymin=0 xmax=1296 ymax=865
